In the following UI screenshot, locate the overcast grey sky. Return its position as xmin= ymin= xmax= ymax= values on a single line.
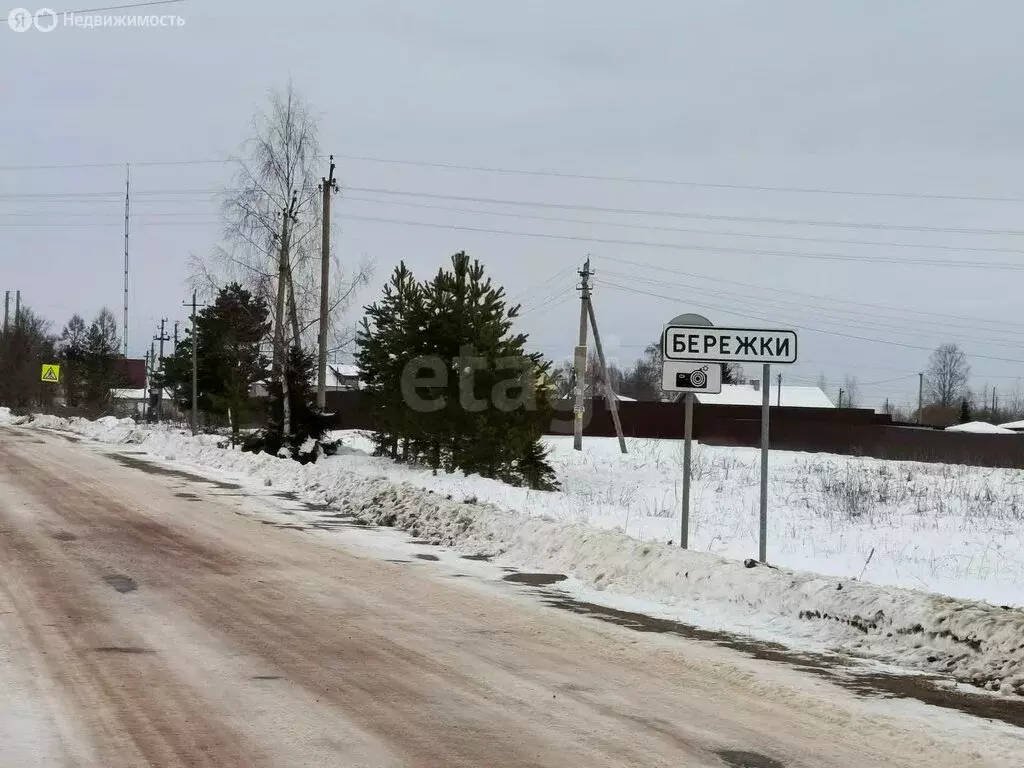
xmin=3 ymin=0 xmax=1024 ymax=409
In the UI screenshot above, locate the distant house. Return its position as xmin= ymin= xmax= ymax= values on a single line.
xmin=110 ymin=387 xmax=176 ymax=419
xmin=250 ymin=364 xmax=361 ymax=399
xmin=693 ymin=382 xmax=835 ymax=409
xmin=324 ymin=363 xmax=360 ymax=391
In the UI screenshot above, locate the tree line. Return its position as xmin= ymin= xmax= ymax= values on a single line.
xmin=0 ymin=305 xmax=124 ymax=413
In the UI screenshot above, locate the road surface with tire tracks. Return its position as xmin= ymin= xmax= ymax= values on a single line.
xmin=0 ymin=426 xmax=1021 ymax=767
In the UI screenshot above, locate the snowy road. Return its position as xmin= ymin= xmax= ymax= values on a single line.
xmin=0 ymin=427 xmax=1021 ymax=767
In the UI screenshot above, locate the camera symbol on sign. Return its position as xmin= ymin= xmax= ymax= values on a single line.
xmin=675 ymin=366 xmax=710 ymax=389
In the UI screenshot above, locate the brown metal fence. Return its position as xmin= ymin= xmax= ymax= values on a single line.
xmin=322 ymin=391 xmax=1024 ymax=470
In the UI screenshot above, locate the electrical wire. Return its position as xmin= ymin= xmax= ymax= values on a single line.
xmin=339 ymin=194 xmax=1024 ymax=256
xmin=595 ymin=254 xmax=1017 ymax=330
xmin=7 ymin=150 xmax=1024 ymax=204
xmin=595 ymin=279 xmax=1024 ymax=366
xmin=336 ymin=212 xmax=1024 ymax=270
xmin=343 ymin=186 xmax=1024 ymax=237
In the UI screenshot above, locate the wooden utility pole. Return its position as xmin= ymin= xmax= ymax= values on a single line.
xmin=777 ymin=372 xmax=782 ymax=406
xmin=14 ymin=290 xmax=20 ymax=329
xmin=317 ymin=155 xmax=338 ymax=412
xmin=586 ymin=299 xmax=627 ymax=454
xmin=173 ymin=321 xmax=180 ymax=350
xmin=3 ymin=291 xmax=9 ymax=334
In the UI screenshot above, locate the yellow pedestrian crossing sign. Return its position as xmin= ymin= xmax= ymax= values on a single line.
xmin=40 ymin=364 xmax=60 ymax=383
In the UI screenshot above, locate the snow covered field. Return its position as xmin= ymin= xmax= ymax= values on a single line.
xmin=5 ymin=407 xmax=1024 ymax=696
xmin=336 ymin=430 xmax=1024 ymax=608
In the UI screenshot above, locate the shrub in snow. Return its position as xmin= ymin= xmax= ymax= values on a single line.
xmin=243 ymin=346 xmax=330 ymax=465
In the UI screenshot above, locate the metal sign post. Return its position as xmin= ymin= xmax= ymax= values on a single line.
xmin=662 ymin=316 xmax=797 ymax=561
xmin=760 ymin=363 xmax=770 ymax=563
xmin=661 ymin=314 xmax=721 ymax=549
xmin=680 ymin=392 xmax=694 ymax=548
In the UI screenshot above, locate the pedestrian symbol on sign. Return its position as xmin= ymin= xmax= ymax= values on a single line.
xmin=40 ymin=364 xmax=60 ymax=383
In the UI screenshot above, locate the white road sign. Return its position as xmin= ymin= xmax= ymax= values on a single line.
xmin=662 ymin=361 xmax=723 ymax=394
xmin=663 ymin=326 xmax=797 ymax=364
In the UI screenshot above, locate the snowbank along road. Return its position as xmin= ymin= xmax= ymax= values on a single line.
xmin=0 ymin=426 xmax=1022 ymax=767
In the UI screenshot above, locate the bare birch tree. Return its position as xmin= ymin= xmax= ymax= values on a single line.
xmin=192 ymin=81 xmax=374 ymax=434
xmin=924 ymin=343 xmax=970 ymax=408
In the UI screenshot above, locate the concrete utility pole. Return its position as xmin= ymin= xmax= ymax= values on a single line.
xmin=123 ymin=163 xmax=130 ymax=357
xmin=3 ymin=291 xmax=9 ymax=334
xmin=154 ymin=319 xmax=170 ymax=364
xmin=572 ymin=258 xmax=592 ymax=451
xmin=152 ymin=319 xmax=170 ymax=422
xmin=777 ymin=372 xmax=782 ymax=407
xmin=15 ymin=290 xmax=21 ymax=329
xmin=838 ymin=389 xmax=844 ymax=408
xmin=183 ymin=292 xmax=204 ymax=436
xmin=173 ymin=321 xmax=180 ymax=350
xmin=317 ymin=155 xmax=338 ymax=412
xmin=918 ymin=372 xmax=924 ymax=424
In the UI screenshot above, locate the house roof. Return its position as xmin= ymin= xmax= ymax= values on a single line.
xmin=694 ymin=384 xmax=834 ymax=408
xmin=998 ymin=420 xmax=1024 ymax=431
xmin=329 ymin=363 xmax=359 ymax=379
xmin=947 ymin=421 xmax=1017 ymax=434
xmin=110 ymin=388 xmax=172 ymax=400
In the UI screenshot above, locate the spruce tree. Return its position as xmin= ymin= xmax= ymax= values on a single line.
xmin=356 ymin=263 xmax=429 ymax=460
xmin=358 ymin=252 xmax=558 ymax=490
xmin=159 ymin=283 xmax=270 ymax=440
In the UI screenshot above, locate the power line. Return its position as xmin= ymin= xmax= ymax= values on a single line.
xmin=596 ymin=279 xmax=1024 ymax=366
xmin=41 ymin=0 xmax=185 ymax=19
xmin=342 ymin=187 xmax=1024 ymax=237
xmin=594 ymin=277 xmax=1024 ymax=359
xmin=598 ymin=269 xmax=1024 ymax=342
xmin=596 ymin=255 xmax=1016 ymax=330
xmin=8 ymin=150 xmax=1024 ymax=204
xmin=337 ymin=213 xmax=1024 ymax=270
xmin=6 ymin=182 xmax=1024 ymax=236
xmin=340 ymin=194 xmax=1024 ymax=256
xmin=332 ymin=154 xmax=1024 ymax=204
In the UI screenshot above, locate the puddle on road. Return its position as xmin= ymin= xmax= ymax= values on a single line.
xmin=717 ymin=750 xmax=786 ymax=768
xmin=94 ymin=646 xmax=152 ymax=654
xmin=51 ymin=531 xmax=77 ymax=542
xmin=103 ymin=575 xmax=138 ymax=594
xmin=503 ymin=573 xmax=568 ymax=586
xmin=415 ymin=554 xmax=440 ymax=562
xmin=461 ymin=553 xmax=494 ymax=562
xmin=252 ymin=675 xmax=282 ymax=681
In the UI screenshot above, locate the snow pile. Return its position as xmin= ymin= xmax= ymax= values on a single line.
xmin=998 ymin=420 xmax=1024 ymax=432
xmin=946 ymin=421 xmax=1016 ymax=435
xmin=24 ymin=414 xmax=147 ymax=444
xmin=23 ymin=415 xmax=1024 ymax=695
xmin=0 ymin=407 xmax=24 ymax=425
